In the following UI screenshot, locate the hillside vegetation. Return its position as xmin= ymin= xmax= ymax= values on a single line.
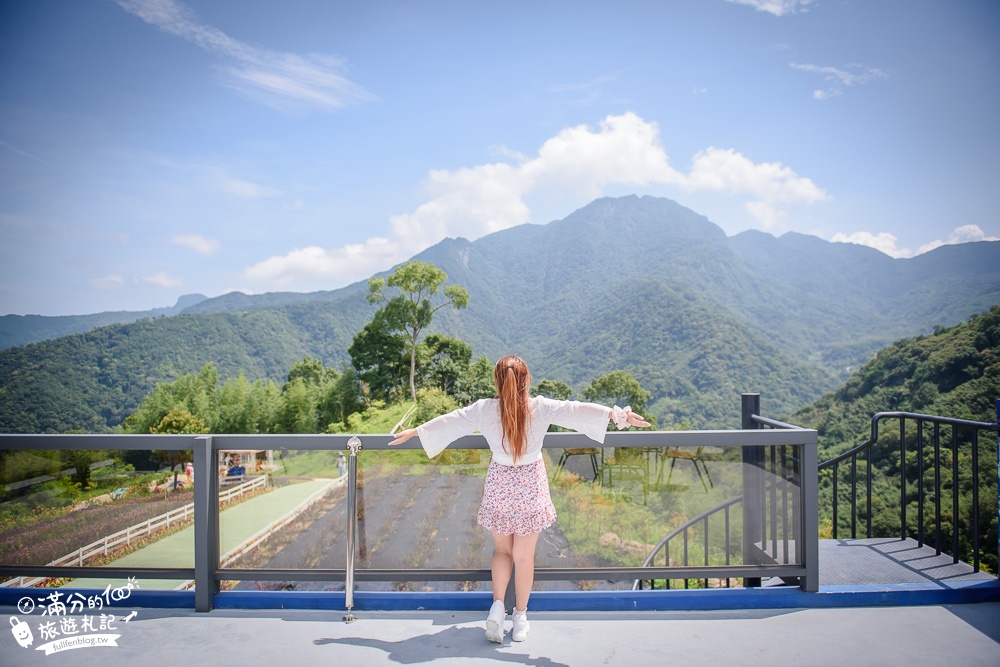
xmin=792 ymin=305 xmax=1000 ymax=454
xmin=1 ymin=196 xmax=998 ymax=433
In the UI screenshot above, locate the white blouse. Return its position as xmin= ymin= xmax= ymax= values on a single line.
xmin=416 ymin=396 xmax=612 ymax=466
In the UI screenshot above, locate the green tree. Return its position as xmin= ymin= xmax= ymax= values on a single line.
xmin=213 ymin=374 xmax=282 ymax=434
xmin=279 ymin=378 xmax=319 ymax=433
xmin=349 ymin=309 xmax=410 ymax=401
xmin=367 ymin=260 xmax=469 ymax=401
xmin=458 ymin=354 xmax=496 ymax=403
xmin=584 ymin=370 xmax=653 ymax=427
xmin=150 ymin=407 xmax=204 ymax=490
xmin=532 ymin=379 xmax=573 ymax=400
xmin=285 ymin=356 xmax=327 ymax=386
xmin=421 ymin=333 xmax=473 ymax=396
xmin=320 ymin=365 xmax=365 ymax=427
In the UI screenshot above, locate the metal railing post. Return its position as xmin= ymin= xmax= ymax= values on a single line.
xmin=801 ymin=429 xmax=819 ymax=591
xmin=344 ymin=435 xmax=362 ymax=623
xmin=194 ymin=435 xmax=219 ymax=612
xmin=995 ymin=398 xmax=999 ymax=576
xmin=741 ymin=393 xmax=764 ymax=587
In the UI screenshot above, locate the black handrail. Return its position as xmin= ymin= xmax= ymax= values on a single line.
xmin=634 ymin=407 xmax=999 ymax=590
xmin=819 ymin=411 xmax=998 ymax=470
xmin=819 ymin=410 xmax=998 ymax=573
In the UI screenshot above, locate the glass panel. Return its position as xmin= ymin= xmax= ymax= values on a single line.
xmin=552 ymin=444 xmax=750 ymax=589
xmin=222 ymin=447 xmax=350 ymax=592
xmin=1 ymin=448 xmax=196 ymax=590
xmin=358 ymin=448 xmax=492 ymax=592
xmin=218 ymin=443 xmax=805 ymax=592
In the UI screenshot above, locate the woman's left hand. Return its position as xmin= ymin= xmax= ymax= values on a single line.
xmin=389 ymin=428 xmax=417 ymax=446
xmin=627 ymin=411 xmax=651 ymax=428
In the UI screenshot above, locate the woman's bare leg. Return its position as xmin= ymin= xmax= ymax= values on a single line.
xmin=491 ymin=531 xmax=514 ymax=602
xmin=511 ymin=532 xmax=540 ymax=611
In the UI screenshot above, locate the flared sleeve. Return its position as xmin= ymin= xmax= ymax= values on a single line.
xmin=536 ymin=397 xmax=611 ymax=444
xmin=416 ymin=399 xmax=487 ymax=458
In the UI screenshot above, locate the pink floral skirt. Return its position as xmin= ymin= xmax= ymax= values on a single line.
xmin=477 ymin=459 xmax=557 ymax=536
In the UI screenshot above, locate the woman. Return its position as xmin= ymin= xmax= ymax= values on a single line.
xmin=389 ymin=355 xmax=650 ymax=643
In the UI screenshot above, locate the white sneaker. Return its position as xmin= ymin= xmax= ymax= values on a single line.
xmin=485 ymin=599 xmax=505 ymax=643
xmin=511 ymin=610 xmax=529 ymax=642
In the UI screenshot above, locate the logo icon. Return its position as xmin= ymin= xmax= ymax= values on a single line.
xmin=17 ymin=597 xmax=35 ymax=615
xmin=10 ymin=616 xmax=34 ymax=648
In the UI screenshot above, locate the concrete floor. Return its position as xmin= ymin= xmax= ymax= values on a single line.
xmin=3 ymin=602 xmax=999 ymax=666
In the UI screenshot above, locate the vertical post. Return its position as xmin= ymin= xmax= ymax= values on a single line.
xmin=995 ymin=399 xmax=999 ymax=578
xmin=194 ymin=436 xmax=219 ymax=612
xmin=801 ymin=429 xmax=819 ymax=592
xmin=741 ymin=393 xmax=763 ymax=588
xmin=344 ymin=435 xmax=362 ymax=623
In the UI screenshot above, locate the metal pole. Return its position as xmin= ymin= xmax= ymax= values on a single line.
xmin=995 ymin=399 xmax=999 ymax=578
xmin=194 ymin=436 xmax=219 ymax=612
xmin=741 ymin=393 xmax=763 ymax=588
xmin=344 ymin=435 xmax=362 ymax=623
xmin=801 ymin=429 xmax=819 ymax=592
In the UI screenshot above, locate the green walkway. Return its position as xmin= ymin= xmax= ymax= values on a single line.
xmin=69 ymin=478 xmax=339 ymax=590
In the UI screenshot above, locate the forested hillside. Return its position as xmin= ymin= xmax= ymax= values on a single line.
xmin=1 ymin=196 xmax=998 ymax=433
xmin=0 ymin=294 xmax=208 ymax=349
xmin=0 ymin=304 xmax=370 ymax=432
xmin=790 ymin=306 xmax=999 ymax=570
xmin=791 ymin=305 xmax=1000 ymax=455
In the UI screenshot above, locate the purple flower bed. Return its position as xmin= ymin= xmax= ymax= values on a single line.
xmin=0 ymin=491 xmax=194 ymax=567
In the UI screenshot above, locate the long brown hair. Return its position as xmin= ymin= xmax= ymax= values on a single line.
xmin=495 ymin=355 xmax=531 ymax=463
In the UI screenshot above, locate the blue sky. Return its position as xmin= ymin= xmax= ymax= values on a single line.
xmin=1 ymin=0 xmax=998 ymax=316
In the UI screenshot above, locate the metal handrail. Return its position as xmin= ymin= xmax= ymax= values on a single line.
xmin=819 ymin=411 xmax=998 ymax=469
xmin=632 ymin=404 xmax=1000 ymax=591
xmin=816 ymin=407 xmax=999 ymax=573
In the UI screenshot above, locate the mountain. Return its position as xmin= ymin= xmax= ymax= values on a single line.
xmin=1 ymin=195 xmax=998 ymax=433
xmin=0 ymin=294 xmax=209 ymax=349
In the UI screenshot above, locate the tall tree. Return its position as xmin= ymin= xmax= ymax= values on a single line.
xmin=367 ymin=260 xmax=469 ymax=401
xmin=458 ymin=354 xmax=496 ymax=404
xmin=584 ymin=370 xmax=653 ymax=428
xmin=421 ymin=333 xmax=472 ymax=396
xmin=349 ymin=308 xmax=410 ymax=401
xmin=532 ymin=379 xmax=573 ymax=400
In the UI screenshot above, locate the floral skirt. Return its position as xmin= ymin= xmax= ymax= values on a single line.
xmin=477 ymin=459 xmax=557 ymax=536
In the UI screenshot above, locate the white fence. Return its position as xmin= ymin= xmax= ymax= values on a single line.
xmin=1 ymin=474 xmax=268 ymax=588
xmin=174 ymin=476 xmax=342 ymax=590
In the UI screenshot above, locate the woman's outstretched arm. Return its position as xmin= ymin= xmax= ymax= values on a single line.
xmin=389 ymin=428 xmax=417 ymax=446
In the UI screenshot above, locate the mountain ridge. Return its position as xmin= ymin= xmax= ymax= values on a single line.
xmin=0 ymin=294 xmax=208 ymax=350
xmin=1 ymin=195 xmax=998 ymax=433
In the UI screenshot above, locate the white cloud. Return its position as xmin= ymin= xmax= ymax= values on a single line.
xmin=726 ymin=0 xmax=815 ymax=16
xmin=245 ymin=240 xmax=402 ymax=286
xmin=917 ymin=224 xmax=999 ymax=255
xmin=831 ymin=224 xmax=999 ymax=259
xmin=830 ymin=231 xmax=911 ymax=258
xmin=693 ymin=87 xmax=708 ymax=95
xmin=141 ymin=272 xmax=183 ymax=288
xmin=685 ymin=147 xmax=829 ymax=227
xmin=245 ymin=112 xmax=829 ymax=286
xmin=90 ymin=275 xmax=125 ymax=290
xmin=791 ymin=63 xmax=889 ymax=100
xmin=115 ymin=0 xmax=373 ymax=112
xmin=215 ymin=172 xmax=283 ymax=198
xmin=172 ymin=234 xmax=219 ymax=255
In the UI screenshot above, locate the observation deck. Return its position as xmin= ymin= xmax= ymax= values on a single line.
xmin=1 ymin=395 xmax=997 ymax=664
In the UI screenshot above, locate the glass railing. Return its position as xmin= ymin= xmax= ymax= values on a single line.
xmin=0 ymin=417 xmax=819 ymax=611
